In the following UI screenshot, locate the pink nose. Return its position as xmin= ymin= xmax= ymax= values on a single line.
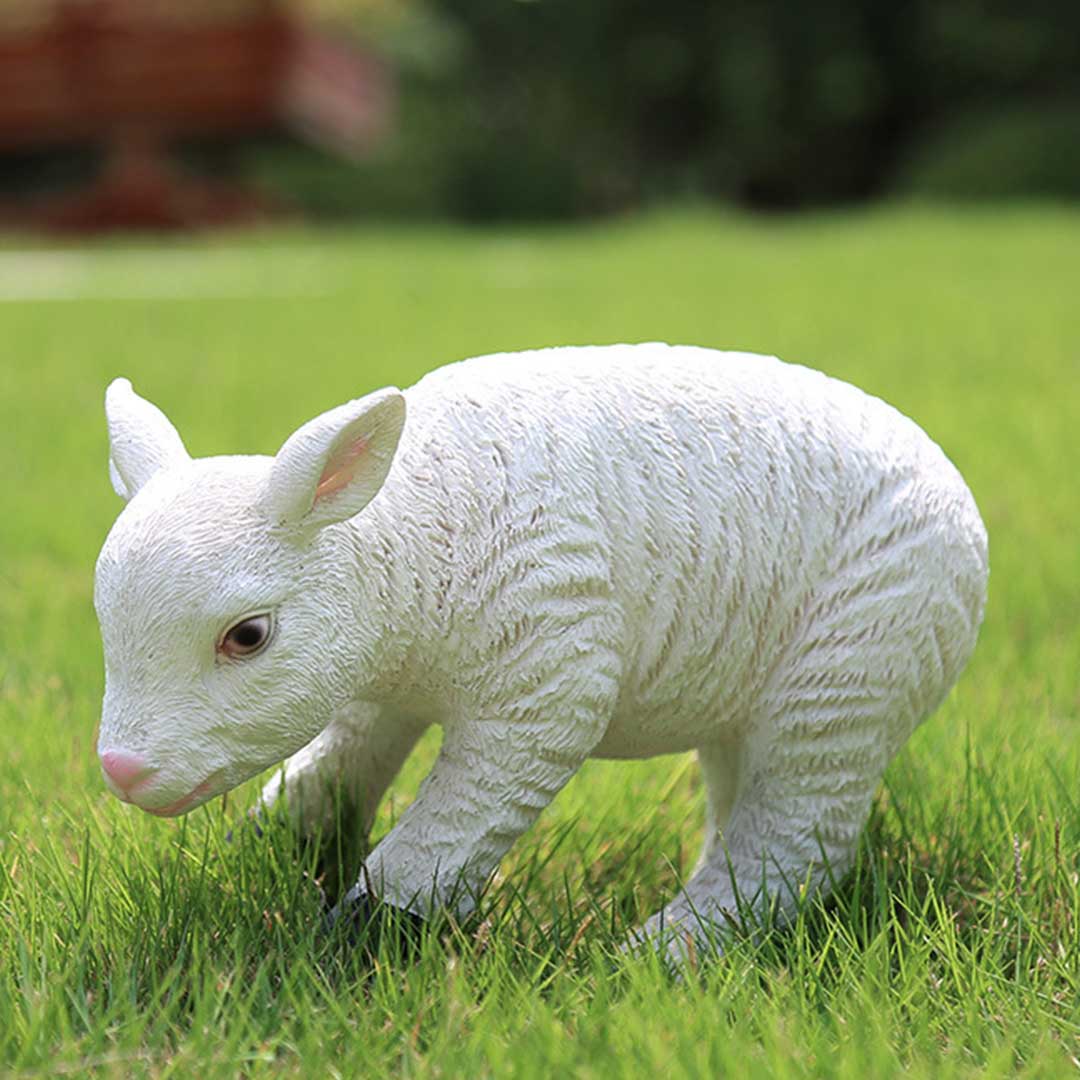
xmin=100 ymin=749 xmax=155 ymax=794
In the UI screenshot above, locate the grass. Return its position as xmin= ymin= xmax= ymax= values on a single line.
xmin=1 ymin=205 xmax=1079 ymax=1077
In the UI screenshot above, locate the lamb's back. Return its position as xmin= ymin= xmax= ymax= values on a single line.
xmin=397 ymin=345 xmax=985 ymax=742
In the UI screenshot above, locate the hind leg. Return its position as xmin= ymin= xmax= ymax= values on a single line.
xmin=637 ymin=492 xmax=985 ymax=960
xmin=639 ymin=680 xmax=893 ymax=960
xmin=691 ymin=740 xmax=743 ymax=874
xmin=638 ymin=577 xmax=950 ymax=958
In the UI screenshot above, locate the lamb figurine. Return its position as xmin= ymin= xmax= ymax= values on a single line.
xmin=95 ymin=344 xmax=988 ymax=954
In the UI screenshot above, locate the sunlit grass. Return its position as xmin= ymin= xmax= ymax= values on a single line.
xmin=1 ymin=206 xmax=1078 ymax=1076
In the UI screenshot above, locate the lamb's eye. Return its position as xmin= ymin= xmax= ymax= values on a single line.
xmin=219 ymin=614 xmax=273 ymax=659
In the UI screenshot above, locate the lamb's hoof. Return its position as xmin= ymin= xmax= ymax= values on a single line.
xmin=324 ymin=887 xmax=426 ymax=958
xmin=224 ymin=808 xmax=266 ymax=844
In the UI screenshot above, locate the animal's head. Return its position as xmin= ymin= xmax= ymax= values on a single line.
xmin=95 ymin=379 xmax=406 ymax=816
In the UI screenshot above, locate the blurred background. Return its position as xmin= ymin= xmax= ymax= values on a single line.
xmin=1 ymin=0 xmax=1078 ymax=232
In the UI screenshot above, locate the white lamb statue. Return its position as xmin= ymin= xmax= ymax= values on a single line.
xmin=95 ymin=344 xmax=987 ymax=954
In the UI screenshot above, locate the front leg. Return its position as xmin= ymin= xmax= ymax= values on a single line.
xmin=342 ymin=664 xmax=620 ymax=919
xmin=259 ymin=700 xmax=430 ymax=842
xmin=340 ymin=505 xmax=624 ymax=922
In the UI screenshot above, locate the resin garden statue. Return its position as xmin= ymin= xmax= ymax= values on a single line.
xmin=94 ymin=344 xmax=988 ymax=954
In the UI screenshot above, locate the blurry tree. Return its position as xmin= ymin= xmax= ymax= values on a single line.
xmin=896 ymin=100 xmax=1080 ymax=200
xmin=252 ymin=0 xmax=1080 ymax=218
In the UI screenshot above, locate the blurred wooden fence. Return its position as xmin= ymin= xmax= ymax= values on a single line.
xmin=0 ymin=0 xmax=392 ymax=229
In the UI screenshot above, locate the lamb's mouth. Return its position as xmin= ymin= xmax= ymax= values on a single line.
xmin=144 ymin=772 xmax=224 ymax=817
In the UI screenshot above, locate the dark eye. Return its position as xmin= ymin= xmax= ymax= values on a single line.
xmin=219 ymin=614 xmax=273 ymax=659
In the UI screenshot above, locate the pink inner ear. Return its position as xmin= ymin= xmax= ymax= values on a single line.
xmin=315 ymin=434 xmax=369 ymax=501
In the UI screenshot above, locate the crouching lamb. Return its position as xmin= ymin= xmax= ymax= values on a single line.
xmin=94 ymin=344 xmax=988 ymax=954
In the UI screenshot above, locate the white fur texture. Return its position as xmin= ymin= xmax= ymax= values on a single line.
xmin=95 ymin=344 xmax=988 ymax=952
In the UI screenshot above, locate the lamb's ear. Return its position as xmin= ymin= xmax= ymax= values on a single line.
xmin=261 ymin=388 xmax=406 ymax=535
xmin=105 ymin=378 xmax=190 ymax=501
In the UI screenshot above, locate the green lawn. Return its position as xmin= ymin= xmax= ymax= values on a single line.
xmin=1 ymin=206 xmax=1078 ymax=1077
